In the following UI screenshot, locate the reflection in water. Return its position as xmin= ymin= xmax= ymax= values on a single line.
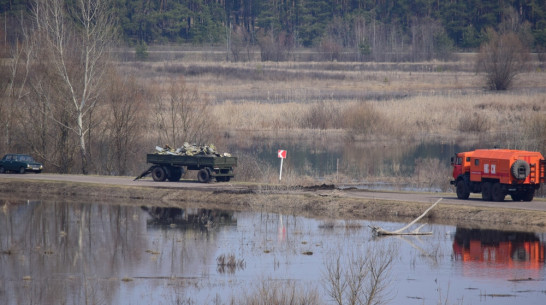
xmin=453 ymin=227 xmax=545 ymax=278
xmin=1 ymin=200 xmax=545 ymax=305
xmin=0 ymin=199 xmax=147 ymax=305
xmin=0 ymin=200 xmax=237 ymax=305
xmin=142 ymin=206 xmax=236 ymax=230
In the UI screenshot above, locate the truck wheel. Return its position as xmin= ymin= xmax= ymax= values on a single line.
xmin=511 ymin=160 xmax=530 ymax=180
xmin=19 ymin=167 xmax=25 ymax=174
xmin=481 ymin=182 xmax=492 ymax=201
xmin=522 ymin=189 xmax=535 ymax=201
xmin=511 ymin=192 xmax=522 ymax=201
xmin=197 ymin=168 xmax=210 ymax=183
xmin=456 ymin=180 xmax=470 ymax=199
xmin=152 ymin=166 xmax=167 ymax=182
xmin=0 ymin=166 xmax=5 ymax=174
xmin=491 ymin=183 xmax=505 ymax=202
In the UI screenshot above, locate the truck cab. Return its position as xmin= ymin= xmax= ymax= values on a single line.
xmin=451 ymin=152 xmax=472 ymax=182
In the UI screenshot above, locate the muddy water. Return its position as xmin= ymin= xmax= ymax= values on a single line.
xmin=1 ymin=200 xmax=545 ymax=305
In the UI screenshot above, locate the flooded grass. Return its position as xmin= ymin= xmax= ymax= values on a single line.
xmin=216 ymin=253 xmax=245 ymax=274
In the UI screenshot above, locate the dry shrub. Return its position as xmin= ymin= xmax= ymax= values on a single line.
xmin=301 ymin=102 xmax=342 ymax=129
xmin=457 ymin=112 xmax=491 ymax=133
xmin=525 ymin=113 xmax=546 ymax=152
xmin=412 ymin=158 xmax=451 ymax=191
xmin=341 ymin=102 xmax=386 ymax=135
xmin=324 ymin=243 xmax=395 ymax=305
xmin=233 ymin=152 xmax=275 ymax=183
xmin=476 ymin=29 xmax=531 ymax=90
xmin=233 ymin=280 xmax=322 ymax=305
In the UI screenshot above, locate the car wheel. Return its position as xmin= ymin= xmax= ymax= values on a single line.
xmin=0 ymin=166 xmax=5 ymax=174
xmin=19 ymin=167 xmax=26 ymax=174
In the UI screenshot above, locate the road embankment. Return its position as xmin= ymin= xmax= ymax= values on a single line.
xmin=1 ymin=175 xmax=545 ymax=232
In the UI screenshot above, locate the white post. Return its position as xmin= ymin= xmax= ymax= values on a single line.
xmin=279 ymin=157 xmax=284 ymax=181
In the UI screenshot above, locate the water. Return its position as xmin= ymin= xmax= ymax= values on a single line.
xmin=229 ymin=139 xmax=472 ymax=180
xmin=1 ymin=199 xmax=545 ymax=305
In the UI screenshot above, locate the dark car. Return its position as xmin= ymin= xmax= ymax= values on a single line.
xmin=0 ymin=154 xmax=43 ymax=174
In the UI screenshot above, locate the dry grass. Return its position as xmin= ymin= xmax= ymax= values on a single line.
xmin=121 ymin=58 xmax=546 ymax=143
xmin=231 ymin=280 xmax=323 ymax=305
xmin=210 ymin=91 xmax=546 ymax=143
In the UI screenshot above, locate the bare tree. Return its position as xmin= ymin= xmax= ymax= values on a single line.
xmin=257 ymin=29 xmax=293 ymax=61
xmin=154 ymin=77 xmax=215 ymax=148
xmin=0 ymin=14 xmax=35 ymax=154
xmin=32 ymin=0 xmax=116 ymax=174
xmin=98 ymin=72 xmax=146 ymax=175
xmin=476 ymin=29 xmax=531 ymax=90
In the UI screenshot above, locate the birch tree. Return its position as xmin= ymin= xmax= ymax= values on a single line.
xmin=32 ymin=0 xmax=115 ymax=174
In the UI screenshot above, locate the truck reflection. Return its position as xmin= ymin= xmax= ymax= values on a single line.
xmin=453 ymin=227 xmax=545 ymax=270
xmin=141 ymin=206 xmax=236 ymax=230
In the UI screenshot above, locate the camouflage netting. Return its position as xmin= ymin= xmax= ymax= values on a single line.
xmin=154 ymin=143 xmax=232 ymax=157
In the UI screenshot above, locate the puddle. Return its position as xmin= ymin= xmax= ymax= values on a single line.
xmin=1 ymin=199 xmax=544 ymax=304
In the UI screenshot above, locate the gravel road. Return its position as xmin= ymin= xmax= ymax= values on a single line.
xmin=4 ymin=173 xmax=546 ymax=212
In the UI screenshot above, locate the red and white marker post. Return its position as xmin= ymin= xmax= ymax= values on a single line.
xmin=278 ymin=149 xmax=287 ymax=181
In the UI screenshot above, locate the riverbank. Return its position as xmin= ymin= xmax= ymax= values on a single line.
xmin=1 ymin=176 xmax=545 ymax=233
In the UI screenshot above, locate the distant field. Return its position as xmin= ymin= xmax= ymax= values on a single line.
xmin=120 ymin=50 xmax=546 ymax=144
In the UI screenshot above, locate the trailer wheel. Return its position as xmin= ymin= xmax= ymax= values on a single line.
xmin=197 ymin=168 xmax=210 ymax=183
xmin=491 ymin=182 xmax=505 ymax=202
xmin=456 ymin=180 xmax=470 ymax=199
xmin=152 ymin=166 xmax=167 ymax=182
xmin=481 ymin=182 xmax=492 ymax=201
xmin=511 ymin=160 xmax=530 ymax=180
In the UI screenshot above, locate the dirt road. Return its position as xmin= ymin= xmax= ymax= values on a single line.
xmin=3 ymin=173 xmax=546 ymax=212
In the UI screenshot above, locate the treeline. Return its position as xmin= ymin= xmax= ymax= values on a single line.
xmin=2 ymin=1 xmax=546 ymax=53
xmin=117 ymin=0 xmax=546 ymax=51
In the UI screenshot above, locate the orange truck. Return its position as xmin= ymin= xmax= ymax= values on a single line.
xmin=450 ymin=149 xmax=546 ymax=201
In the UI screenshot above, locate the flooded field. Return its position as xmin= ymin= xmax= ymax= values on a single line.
xmin=228 ymin=137 xmax=497 ymax=192
xmin=1 ymin=199 xmax=545 ymax=305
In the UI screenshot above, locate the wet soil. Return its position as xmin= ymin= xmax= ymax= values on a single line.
xmin=1 ymin=177 xmax=545 ymax=233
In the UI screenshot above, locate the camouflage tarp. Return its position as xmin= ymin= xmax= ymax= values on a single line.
xmin=154 ymin=143 xmax=231 ymax=157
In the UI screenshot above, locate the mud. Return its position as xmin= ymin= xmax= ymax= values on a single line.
xmin=1 ymin=178 xmax=545 ymax=233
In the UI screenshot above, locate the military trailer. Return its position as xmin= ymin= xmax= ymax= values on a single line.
xmin=135 ymin=153 xmax=237 ymax=183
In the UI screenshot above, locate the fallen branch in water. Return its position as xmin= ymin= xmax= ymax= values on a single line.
xmin=370 ymin=198 xmax=442 ymax=236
